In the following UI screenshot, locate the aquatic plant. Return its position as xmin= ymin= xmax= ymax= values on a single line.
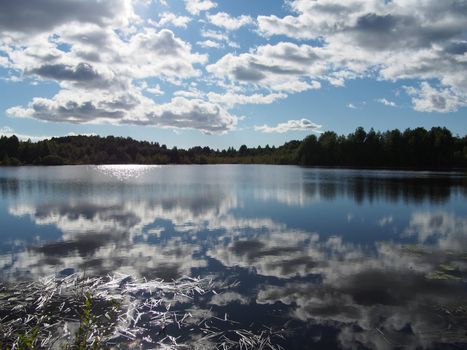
xmin=0 ymin=273 xmax=285 ymax=349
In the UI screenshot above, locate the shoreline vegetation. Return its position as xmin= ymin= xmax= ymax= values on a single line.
xmin=1 ymin=126 xmax=466 ymax=169
xmin=0 ymin=273 xmax=285 ymax=349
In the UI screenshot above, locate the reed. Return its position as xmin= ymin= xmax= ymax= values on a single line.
xmin=0 ymin=273 xmax=285 ymax=349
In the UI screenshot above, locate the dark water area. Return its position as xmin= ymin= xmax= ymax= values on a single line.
xmin=1 ymin=165 xmax=466 ymax=349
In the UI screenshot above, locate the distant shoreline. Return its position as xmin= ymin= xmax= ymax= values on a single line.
xmin=1 ymin=126 xmax=466 ymax=169
xmin=1 ymin=164 xmax=466 ymax=172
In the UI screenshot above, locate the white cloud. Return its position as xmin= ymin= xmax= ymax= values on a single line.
xmin=3 ymin=25 xmax=207 ymax=83
xmin=146 ymin=84 xmax=164 ymax=95
xmin=0 ymin=126 xmax=51 ymax=141
xmin=0 ymin=56 xmax=8 ymax=66
xmin=174 ymin=88 xmax=204 ymax=99
xmin=1 ymin=0 xmax=466 ymax=138
xmin=7 ymin=90 xmax=132 ymax=124
xmin=0 ymin=126 xmax=13 ymax=134
xmin=0 ymin=126 xmax=97 ymax=141
xmin=255 ymin=0 xmax=467 ymax=110
xmin=201 ymin=29 xmax=228 ymax=41
xmin=227 ymin=40 xmax=240 ymax=49
xmin=7 ymin=92 xmax=238 ymax=134
xmin=66 ymin=132 xmax=96 ymax=137
xmin=207 ymin=91 xmax=287 ymax=108
xmin=152 ymin=12 xmax=191 ymax=28
xmin=185 ymin=0 xmax=217 ymax=16
xmin=143 ymin=97 xmax=238 ymax=134
xmin=200 ymin=29 xmax=238 ymax=48
xmin=254 ymin=119 xmax=322 ymax=134
xmin=376 ymin=98 xmax=397 ymax=107
xmin=207 ymin=12 xmax=253 ymax=31
xmin=347 ymin=103 xmax=357 ymax=109
xmin=197 ymin=40 xmax=222 ymax=49
xmin=207 ymin=42 xmax=328 ymax=93
xmin=122 ymin=28 xmax=207 ymax=80
xmin=405 ymin=82 xmax=466 ymax=113
xmin=0 ymin=0 xmax=136 ymax=37
xmin=1 ymin=1 xmax=243 ymax=134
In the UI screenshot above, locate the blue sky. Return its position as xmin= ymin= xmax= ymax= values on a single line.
xmin=0 ymin=0 xmax=466 ymax=149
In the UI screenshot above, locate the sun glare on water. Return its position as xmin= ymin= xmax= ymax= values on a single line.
xmin=94 ymin=164 xmax=159 ymax=181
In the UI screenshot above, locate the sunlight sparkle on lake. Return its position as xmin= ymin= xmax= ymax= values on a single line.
xmin=94 ymin=164 xmax=159 ymax=181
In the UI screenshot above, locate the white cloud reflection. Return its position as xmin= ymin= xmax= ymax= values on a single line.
xmin=1 ymin=167 xmax=466 ymax=349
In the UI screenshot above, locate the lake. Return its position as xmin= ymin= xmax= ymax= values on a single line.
xmin=1 ymin=165 xmax=466 ymax=349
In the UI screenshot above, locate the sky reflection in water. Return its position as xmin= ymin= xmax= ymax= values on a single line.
xmin=0 ymin=165 xmax=466 ymax=349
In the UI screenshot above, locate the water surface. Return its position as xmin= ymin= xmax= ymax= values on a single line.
xmin=1 ymin=165 xmax=466 ymax=349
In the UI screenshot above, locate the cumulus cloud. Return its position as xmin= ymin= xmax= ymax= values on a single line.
xmin=152 ymin=12 xmax=191 ymax=28
xmin=254 ymin=0 xmax=467 ymax=110
xmin=7 ymin=92 xmax=126 ymax=124
xmin=185 ymin=0 xmax=217 ymax=15
xmin=0 ymin=0 xmax=242 ymax=134
xmin=255 ymin=119 xmax=322 ymax=134
xmin=0 ymin=0 xmax=134 ymax=35
xmin=26 ymin=62 xmax=113 ymax=90
xmin=258 ymin=0 xmax=467 ymax=50
xmin=124 ymin=28 xmax=207 ymax=80
xmin=207 ymin=12 xmax=254 ymax=31
xmin=142 ymin=97 xmax=237 ymax=134
xmin=2 ymin=0 xmax=466 ymax=136
xmin=207 ymin=42 xmax=327 ymax=92
xmin=8 ymin=92 xmax=237 ymax=134
xmin=29 ymin=62 xmax=98 ymax=81
xmin=405 ymin=82 xmax=466 ymax=113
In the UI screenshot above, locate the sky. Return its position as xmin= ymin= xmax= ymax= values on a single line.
xmin=0 ymin=0 xmax=466 ymax=149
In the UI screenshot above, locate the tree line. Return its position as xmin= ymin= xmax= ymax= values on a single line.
xmin=1 ymin=126 xmax=466 ymax=168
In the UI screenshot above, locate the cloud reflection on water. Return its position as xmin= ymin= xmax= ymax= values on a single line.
xmin=0 ymin=166 xmax=466 ymax=349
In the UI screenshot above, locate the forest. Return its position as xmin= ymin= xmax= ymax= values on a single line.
xmin=1 ymin=126 xmax=467 ymax=169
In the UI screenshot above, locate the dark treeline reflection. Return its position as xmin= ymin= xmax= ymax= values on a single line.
xmin=303 ymin=171 xmax=467 ymax=204
xmin=1 ymin=126 xmax=467 ymax=168
xmin=1 ymin=168 xmax=465 ymax=204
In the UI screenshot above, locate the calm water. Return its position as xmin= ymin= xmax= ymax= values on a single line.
xmin=1 ymin=165 xmax=467 ymax=349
